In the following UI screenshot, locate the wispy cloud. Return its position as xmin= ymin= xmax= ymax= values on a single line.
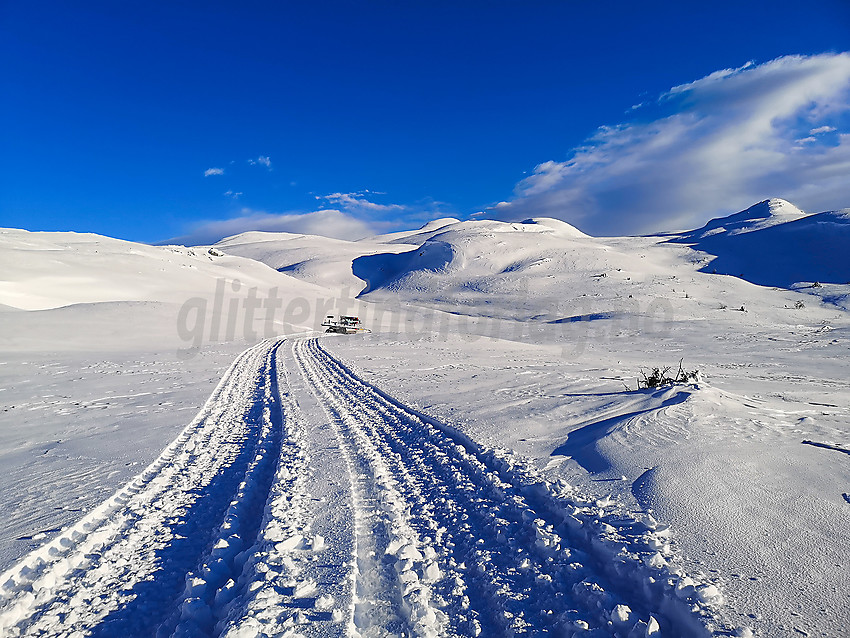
xmin=319 ymin=191 xmax=405 ymax=213
xmin=167 ymin=209 xmax=380 ymax=245
xmin=490 ymin=53 xmax=850 ymax=235
xmin=204 ymin=167 xmax=224 ymax=177
xmin=248 ymin=156 xmax=272 ymax=169
xmin=166 ymin=188 xmax=446 ymax=245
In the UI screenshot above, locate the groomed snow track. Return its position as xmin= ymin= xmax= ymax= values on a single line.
xmin=293 ymin=338 xmax=727 ymax=638
xmin=0 ymin=339 xmax=331 ymax=638
xmin=0 ymin=337 xmax=730 ymax=637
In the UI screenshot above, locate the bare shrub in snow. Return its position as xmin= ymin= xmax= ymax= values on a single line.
xmin=636 ymin=358 xmax=701 ymax=390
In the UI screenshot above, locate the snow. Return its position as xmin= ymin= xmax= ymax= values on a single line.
xmin=364 ymin=217 xmax=461 ymax=245
xmin=1 ymin=197 xmax=849 ymax=636
xmin=685 ymin=198 xmax=809 ymax=237
xmin=670 ymin=199 xmax=850 ymax=295
xmin=212 ymin=230 xmax=419 ymax=294
xmin=0 ymin=228 xmax=331 ymax=312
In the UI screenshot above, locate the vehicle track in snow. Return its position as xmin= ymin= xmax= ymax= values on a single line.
xmin=0 ymin=339 xmax=344 ymax=638
xmin=293 ymin=337 xmax=730 ymax=637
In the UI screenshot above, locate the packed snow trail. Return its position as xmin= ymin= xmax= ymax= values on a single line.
xmin=0 ymin=336 xmax=731 ymax=637
xmin=0 ymin=339 xmax=346 ymax=637
xmin=292 ymin=338 xmax=728 ymax=637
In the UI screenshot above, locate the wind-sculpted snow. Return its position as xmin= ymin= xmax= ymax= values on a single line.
xmin=293 ymin=338 xmax=728 ymax=637
xmin=0 ymin=337 xmax=730 ymax=637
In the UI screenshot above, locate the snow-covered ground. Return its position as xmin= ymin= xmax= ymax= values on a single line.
xmin=0 ymin=344 xmax=247 ymax=569
xmin=0 ymin=337 xmax=729 ymax=637
xmin=0 ymin=199 xmax=847 ymax=636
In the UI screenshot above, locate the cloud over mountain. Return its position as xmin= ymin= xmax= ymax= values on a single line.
xmin=165 ymin=209 xmax=379 ymax=245
xmin=490 ymin=53 xmax=850 ymax=235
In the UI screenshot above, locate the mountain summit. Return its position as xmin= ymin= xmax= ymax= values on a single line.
xmin=682 ymin=198 xmax=808 ymax=240
xmin=670 ymin=198 xmax=849 ymax=288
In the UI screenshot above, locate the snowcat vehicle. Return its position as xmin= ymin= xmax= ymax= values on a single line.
xmin=322 ymin=315 xmax=368 ymax=334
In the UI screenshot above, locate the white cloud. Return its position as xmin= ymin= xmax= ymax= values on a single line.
xmin=810 ymin=125 xmax=837 ymax=135
xmin=320 ymin=191 xmax=406 ymax=213
xmin=490 ymin=53 xmax=850 ymax=235
xmin=248 ymin=156 xmax=272 ymax=168
xmin=204 ymin=168 xmax=224 ymax=177
xmin=169 ymin=209 xmax=380 ymax=245
xmin=168 ymin=186 xmax=450 ymax=245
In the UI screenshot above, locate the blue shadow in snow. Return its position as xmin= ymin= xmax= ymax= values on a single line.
xmin=551 ymin=391 xmax=689 ymax=474
xmin=548 ymin=312 xmax=620 ymax=324
xmin=352 ymin=241 xmax=454 ymax=296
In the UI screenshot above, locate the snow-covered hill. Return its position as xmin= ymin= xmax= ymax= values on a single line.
xmin=678 ymin=198 xmax=809 ymax=237
xmin=362 ymin=217 xmax=461 ymax=245
xmin=211 ymin=230 xmax=418 ymax=293
xmin=669 ymin=198 xmax=850 ymax=302
xmin=0 ymin=228 xmax=341 ymax=353
xmin=210 ymin=218 xmax=464 ymax=294
xmin=345 ymin=215 xmax=836 ymax=332
xmin=0 ymin=228 xmax=324 ymax=311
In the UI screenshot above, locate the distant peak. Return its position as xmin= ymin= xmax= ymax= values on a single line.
xmin=750 ymin=198 xmax=805 ymax=217
xmin=418 ymin=218 xmax=461 ymax=232
xmin=687 ymin=198 xmax=808 ymax=239
xmin=215 ymin=230 xmax=303 ymax=245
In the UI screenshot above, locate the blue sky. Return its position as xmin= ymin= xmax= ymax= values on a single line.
xmin=2 ymin=1 xmax=850 ymax=243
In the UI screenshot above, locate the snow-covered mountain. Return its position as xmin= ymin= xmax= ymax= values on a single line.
xmin=679 ymin=198 xmax=809 ymax=237
xmin=210 ymin=201 xmax=848 ymax=324
xmin=209 ymin=218 xmax=464 ymax=293
xmin=211 ymin=230 xmax=419 ymax=293
xmin=669 ymin=198 xmax=850 ymax=291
